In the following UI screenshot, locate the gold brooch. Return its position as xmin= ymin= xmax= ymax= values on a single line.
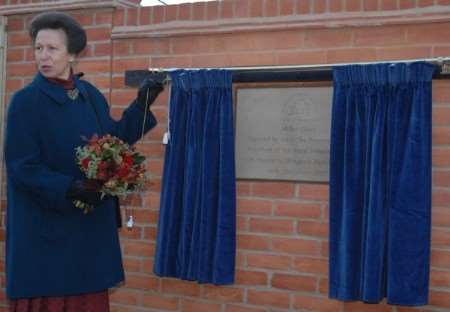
xmin=67 ymin=88 xmax=79 ymax=100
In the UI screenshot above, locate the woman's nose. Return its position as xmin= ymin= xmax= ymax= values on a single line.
xmin=38 ymin=49 xmax=50 ymax=60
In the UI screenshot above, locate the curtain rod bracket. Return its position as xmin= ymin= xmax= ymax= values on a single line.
xmin=441 ymin=59 xmax=450 ymax=75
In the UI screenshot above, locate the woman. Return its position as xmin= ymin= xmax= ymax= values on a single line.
xmin=4 ymin=11 xmax=163 ymax=311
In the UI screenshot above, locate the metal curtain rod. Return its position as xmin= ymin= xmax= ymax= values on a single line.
xmin=124 ymin=57 xmax=450 ymax=87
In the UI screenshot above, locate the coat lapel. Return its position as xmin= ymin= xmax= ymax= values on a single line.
xmin=74 ymin=76 xmax=89 ymax=101
xmin=32 ymin=73 xmax=87 ymax=105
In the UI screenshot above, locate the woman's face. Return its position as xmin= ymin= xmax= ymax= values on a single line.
xmin=34 ymin=28 xmax=75 ymax=80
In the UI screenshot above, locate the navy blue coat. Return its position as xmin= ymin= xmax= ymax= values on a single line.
xmin=5 ymin=73 xmax=157 ymax=299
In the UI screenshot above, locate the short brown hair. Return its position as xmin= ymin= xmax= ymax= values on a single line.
xmin=29 ymin=11 xmax=87 ymax=54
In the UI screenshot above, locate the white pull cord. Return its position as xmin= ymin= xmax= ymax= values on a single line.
xmin=162 ymin=82 xmax=172 ymax=145
xmin=127 ymin=89 xmax=151 ymax=230
xmin=127 ymin=79 xmax=170 ymax=230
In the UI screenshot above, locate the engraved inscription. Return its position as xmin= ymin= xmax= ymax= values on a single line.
xmin=235 ymin=86 xmax=332 ymax=182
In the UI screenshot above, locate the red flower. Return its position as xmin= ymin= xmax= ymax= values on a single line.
xmin=81 ymin=157 xmax=91 ymax=169
xmin=116 ymin=165 xmax=130 ymax=178
xmin=97 ymin=169 xmax=108 ymax=180
xmin=123 ymin=154 xmax=134 ymax=166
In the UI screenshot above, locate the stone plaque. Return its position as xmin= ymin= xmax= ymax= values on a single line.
xmin=235 ymin=85 xmax=332 ymax=182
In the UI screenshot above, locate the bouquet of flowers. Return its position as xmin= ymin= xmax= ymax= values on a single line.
xmin=74 ymin=134 xmax=147 ymax=213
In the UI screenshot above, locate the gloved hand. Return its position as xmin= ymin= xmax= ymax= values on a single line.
xmin=66 ymin=179 xmax=104 ymax=206
xmin=135 ymin=77 xmax=164 ymax=111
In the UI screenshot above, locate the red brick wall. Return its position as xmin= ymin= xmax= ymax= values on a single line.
xmin=1 ymin=1 xmax=450 ymax=311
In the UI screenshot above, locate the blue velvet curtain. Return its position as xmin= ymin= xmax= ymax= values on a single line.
xmin=329 ymin=62 xmax=435 ymax=305
xmin=154 ymin=69 xmax=236 ymax=284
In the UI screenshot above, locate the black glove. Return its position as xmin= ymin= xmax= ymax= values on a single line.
xmin=66 ymin=179 xmax=104 ymax=206
xmin=135 ymin=77 xmax=164 ymax=111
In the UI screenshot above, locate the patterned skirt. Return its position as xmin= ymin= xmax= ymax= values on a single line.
xmin=9 ymin=290 xmax=109 ymax=312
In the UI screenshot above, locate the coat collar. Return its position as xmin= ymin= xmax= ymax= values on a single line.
xmin=32 ymin=72 xmax=89 ymax=105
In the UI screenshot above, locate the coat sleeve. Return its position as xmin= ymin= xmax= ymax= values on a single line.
xmin=110 ymin=100 xmax=157 ymax=145
xmin=5 ymin=91 xmax=73 ymax=211
xmin=87 ymin=83 xmax=158 ymax=145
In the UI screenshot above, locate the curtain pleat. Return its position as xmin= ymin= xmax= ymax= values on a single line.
xmin=329 ymin=62 xmax=435 ymax=305
xmin=154 ymin=70 xmax=236 ymax=285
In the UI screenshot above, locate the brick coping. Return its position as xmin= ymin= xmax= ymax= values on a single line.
xmin=0 ymin=0 xmax=138 ymax=16
xmin=112 ymin=7 xmax=450 ymax=39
